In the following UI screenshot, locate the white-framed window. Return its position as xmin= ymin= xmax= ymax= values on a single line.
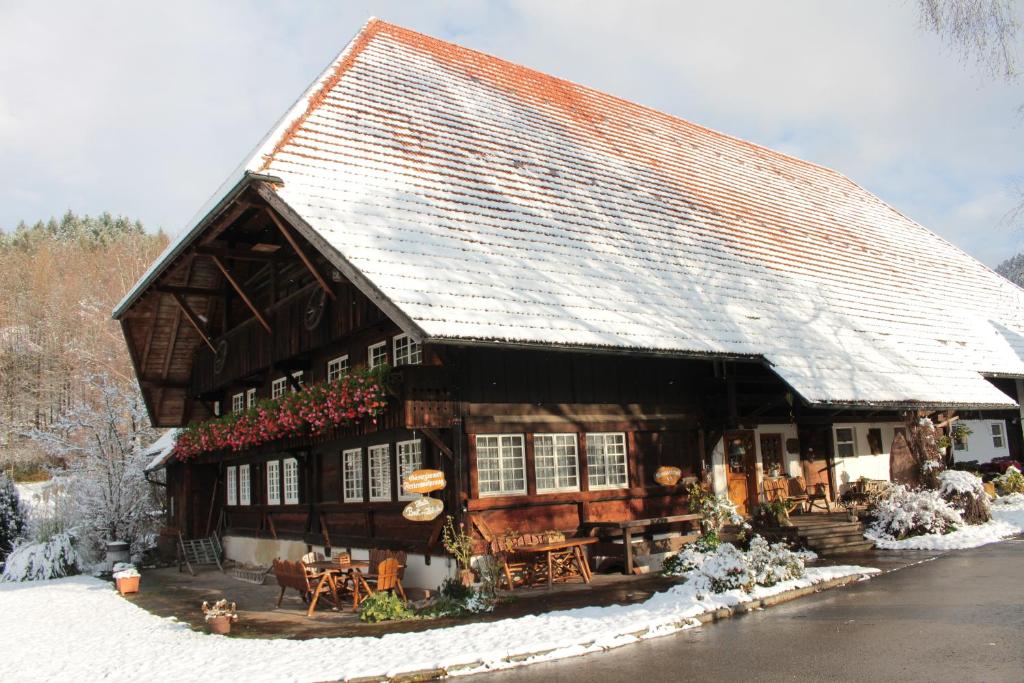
xmin=396 ymin=439 xmax=424 ymax=500
xmin=369 ymin=444 xmax=391 ymax=501
xmin=368 ymin=341 xmax=387 ymax=370
xmin=393 ymin=334 xmax=422 ymax=366
xmin=266 ymin=460 xmax=281 ymax=505
xmin=991 ymin=422 xmax=1006 ymax=449
xmin=534 ymin=433 xmax=580 ymax=492
xmin=226 ymin=466 xmax=237 ymax=506
xmin=213 ymin=400 xmax=221 ymax=417
xmin=586 ymin=432 xmax=628 ymax=490
xmin=283 ymin=458 xmax=299 ymax=504
xmin=246 ymin=388 xmax=257 ymax=409
xmin=343 ymin=448 xmax=364 ymax=502
xmin=232 ymin=392 xmax=245 ymax=413
xmin=272 ymin=372 xmax=304 ymax=399
xmin=327 ymin=355 xmax=349 ymax=382
xmin=239 ymin=464 xmax=251 ymax=505
xmin=834 ymin=427 xmax=856 ymax=458
xmin=476 ymin=434 xmax=526 ymax=496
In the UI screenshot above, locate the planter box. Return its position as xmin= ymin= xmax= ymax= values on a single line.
xmin=116 ymin=576 xmax=140 ymax=595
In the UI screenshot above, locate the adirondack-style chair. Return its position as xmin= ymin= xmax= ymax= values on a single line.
xmin=356 ymin=557 xmax=407 ymax=602
xmin=762 ymin=477 xmax=805 ymax=514
xmin=272 ymin=558 xmax=335 ymax=617
xmin=791 ymin=476 xmax=830 ymax=512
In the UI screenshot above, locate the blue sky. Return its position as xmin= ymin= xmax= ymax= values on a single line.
xmin=0 ymin=1 xmax=1021 ymax=265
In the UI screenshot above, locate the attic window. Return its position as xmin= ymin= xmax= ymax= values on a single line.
xmin=393 ymin=334 xmax=421 ymax=366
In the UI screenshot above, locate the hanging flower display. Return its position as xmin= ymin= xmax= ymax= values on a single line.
xmin=172 ymin=366 xmax=389 ymax=461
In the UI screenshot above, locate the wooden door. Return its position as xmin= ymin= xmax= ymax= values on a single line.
xmin=725 ymin=430 xmax=758 ymax=516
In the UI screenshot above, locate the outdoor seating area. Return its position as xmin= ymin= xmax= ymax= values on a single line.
xmin=762 ymin=476 xmax=832 ymax=513
xmin=271 ymin=549 xmax=409 ymax=617
xmin=581 ymin=514 xmax=703 ymax=575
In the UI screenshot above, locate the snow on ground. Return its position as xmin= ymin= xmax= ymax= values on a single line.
xmin=0 ymin=565 xmax=877 ymax=683
xmin=867 ymin=496 xmax=1024 ymax=551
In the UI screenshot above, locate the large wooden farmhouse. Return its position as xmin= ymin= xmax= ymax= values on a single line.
xmin=118 ymin=19 xmax=1024 ymax=585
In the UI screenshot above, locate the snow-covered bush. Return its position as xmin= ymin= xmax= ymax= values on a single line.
xmin=664 ymin=536 xmax=806 ymax=596
xmin=111 ymin=562 xmax=139 ymax=579
xmin=746 ymin=535 xmax=806 ymax=588
xmin=687 ymin=483 xmax=743 ymax=534
xmin=1 ymin=531 xmax=81 ymax=582
xmin=661 ymin=546 xmax=706 ymax=576
xmin=867 ymin=484 xmax=962 ymax=540
xmin=0 ymin=473 xmax=28 ymax=560
xmin=938 ymin=469 xmax=990 ymax=524
xmin=993 ymin=467 xmax=1024 ymax=496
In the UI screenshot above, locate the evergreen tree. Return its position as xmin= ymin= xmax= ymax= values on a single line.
xmin=996 ymin=253 xmax=1024 ymax=288
xmin=0 ymin=473 xmax=28 ymax=560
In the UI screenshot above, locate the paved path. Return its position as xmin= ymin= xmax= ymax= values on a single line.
xmin=473 ymin=540 xmax=1024 ymax=682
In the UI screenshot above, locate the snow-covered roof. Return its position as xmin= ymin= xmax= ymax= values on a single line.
xmin=116 ymin=18 xmax=1024 ymax=409
xmin=143 ymin=429 xmax=178 ymax=472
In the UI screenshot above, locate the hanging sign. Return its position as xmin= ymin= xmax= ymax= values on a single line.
xmin=654 ymin=466 xmax=682 ymax=487
xmin=404 ymin=469 xmax=446 ymax=494
xmin=402 ymin=496 xmax=444 ymax=522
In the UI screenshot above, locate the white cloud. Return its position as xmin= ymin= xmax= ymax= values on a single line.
xmin=0 ymin=0 xmax=1021 ymax=265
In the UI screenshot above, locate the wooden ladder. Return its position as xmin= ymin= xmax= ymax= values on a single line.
xmin=178 ymin=532 xmax=224 ymax=576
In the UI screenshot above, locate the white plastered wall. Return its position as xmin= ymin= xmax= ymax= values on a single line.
xmin=710 ymin=424 xmax=800 ymax=503
xmin=952 ymin=419 xmax=1010 ymax=464
xmin=831 ymin=422 xmax=902 ymax=493
xmin=223 ymin=536 xmax=454 ymax=589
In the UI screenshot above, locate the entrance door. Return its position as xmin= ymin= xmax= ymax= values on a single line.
xmin=724 ymin=430 xmax=758 ymax=516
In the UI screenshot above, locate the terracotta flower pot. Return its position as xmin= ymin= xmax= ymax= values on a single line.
xmin=116 ymin=576 xmax=140 ymax=595
xmin=207 ymin=615 xmax=233 ymax=635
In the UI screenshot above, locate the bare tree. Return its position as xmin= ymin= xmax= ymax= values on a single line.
xmin=917 ymin=0 xmax=1021 ymax=80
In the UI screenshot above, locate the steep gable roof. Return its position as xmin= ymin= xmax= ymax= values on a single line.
xmin=117 ymin=18 xmax=1024 ymax=408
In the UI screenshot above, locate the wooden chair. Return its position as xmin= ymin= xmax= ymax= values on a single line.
xmin=762 ymin=478 xmax=805 ymax=513
xmin=792 ymin=477 xmax=830 ymax=512
xmin=492 ymin=531 xmax=531 ymax=590
xmin=272 ymin=558 xmax=335 ymax=617
xmin=358 ymin=558 xmax=407 ymax=601
xmin=368 ymin=549 xmax=408 ymax=580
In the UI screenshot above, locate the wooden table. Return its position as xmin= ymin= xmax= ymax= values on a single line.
xmin=513 ymin=537 xmax=597 ymax=589
xmin=305 ymin=560 xmax=370 ymax=611
xmin=582 ymin=514 xmax=702 ymax=575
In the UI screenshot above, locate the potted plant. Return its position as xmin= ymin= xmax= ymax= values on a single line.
xmin=845 ymin=502 xmax=859 ymax=523
xmin=441 ymin=515 xmax=475 ymax=586
xmin=112 ymin=563 xmax=140 ymax=595
xmin=202 ymin=599 xmax=239 ymax=635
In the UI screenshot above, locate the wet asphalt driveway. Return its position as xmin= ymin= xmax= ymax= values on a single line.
xmin=472 ymin=539 xmax=1024 ymax=682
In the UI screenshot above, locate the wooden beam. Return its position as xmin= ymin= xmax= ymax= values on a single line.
xmin=264 ymin=207 xmax=335 ymax=299
xmin=155 ymin=284 xmax=223 ymax=297
xmin=209 ymin=254 xmax=273 ymax=334
xmin=139 ymin=298 xmax=160 ymax=372
xmin=201 ymin=199 xmax=254 ymax=245
xmin=195 ymin=244 xmax=285 ymax=262
xmin=171 ymin=293 xmax=216 ymax=352
xmin=420 ymin=428 xmax=455 ymax=461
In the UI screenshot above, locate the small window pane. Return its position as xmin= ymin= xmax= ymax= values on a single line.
xmin=239 ymin=465 xmax=251 ymax=506
xmin=534 ymin=434 xmax=579 ymax=492
xmin=368 ymin=342 xmax=387 ymax=370
xmin=246 ymin=388 xmax=257 ymax=409
xmin=327 ymin=355 xmax=349 ymax=383
xmin=369 ymin=445 xmax=391 ymax=501
xmin=586 ymin=433 xmax=628 ymax=489
xmin=232 ymin=393 xmax=245 ymax=413
xmin=283 ymin=458 xmax=299 ymax=504
xmin=266 ymin=460 xmax=281 ymax=505
xmin=393 ymin=334 xmax=422 ymax=366
xmin=343 ymin=449 xmax=363 ymax=502
xmin=835 ymin=428 xmax=856 ymax=458
xmin=226 ymin=466 xmax=237 ymax=506
xmin=397 ymin=440 xmax=424 ymax=500
xmin=476 ymin=435 xmax=526 ymax=496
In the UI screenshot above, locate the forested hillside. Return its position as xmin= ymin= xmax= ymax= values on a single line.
xmin=0 ymin=212 xmax=167 ymax=473
xmin=996 ymin=253 xmax=1024 ymax=288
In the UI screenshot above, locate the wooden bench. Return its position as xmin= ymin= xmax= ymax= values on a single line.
xmin=581 ymin=513 xmax=703 ymax=575
xmin=272 ymin=558 xmax=336 ymax=617
xmin=762 ymin=477 xmax=806 ymax=513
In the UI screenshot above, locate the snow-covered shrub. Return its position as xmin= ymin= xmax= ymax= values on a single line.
xmin=993 ymin=467 xmax=1024 ymax=496
xmin=938 ymin=469 xmax=990 ymax=524
xmin=0 ymin=473 xmax=28 ymax=560
xmin=746 ymin=535 xmax=806 ymax=588
xmin=1 ymin=531 xmax=81 ymax=582
xmin=692 ymin=543 xmax=755 ymax=594
xmin=687 ymin=483 xmax=742 ymax=534
xmin=867 ymin=484 xmax=962 ymax=540
xmin=111 ymin=562 xmax=139 ymax=579
xmin=661 ymin=546 xmax=706 ymax=576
